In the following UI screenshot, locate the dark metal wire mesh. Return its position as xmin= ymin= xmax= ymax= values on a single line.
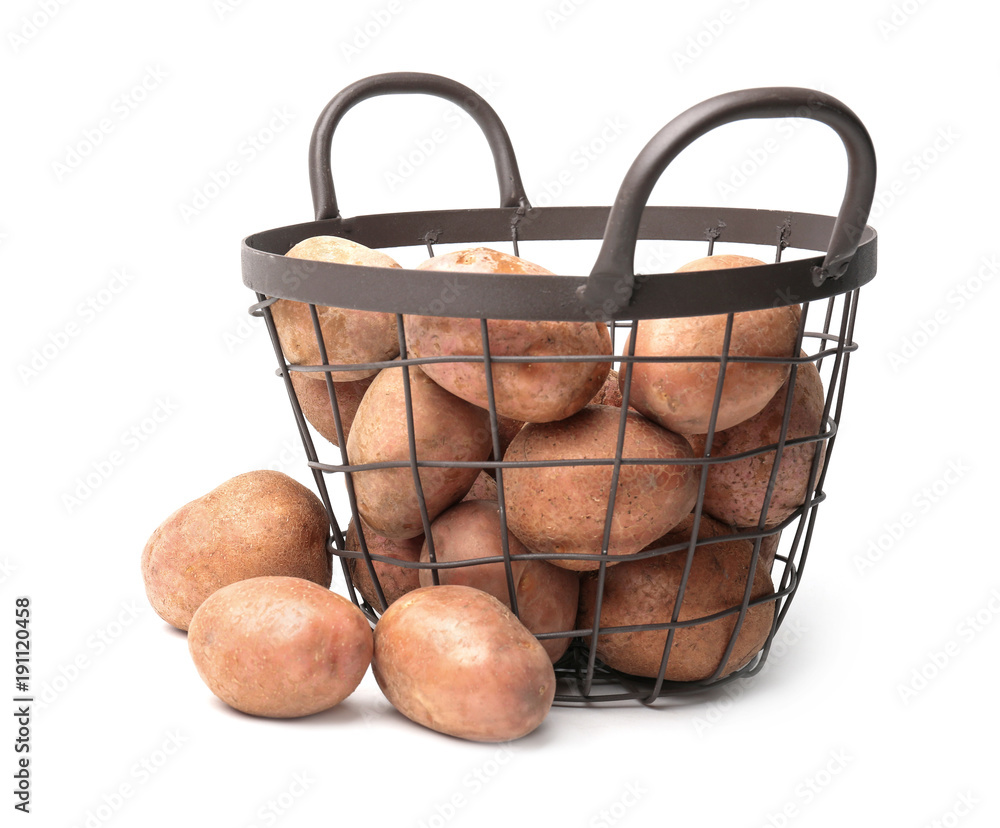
xmin=242 ymin=73 xmax=875 ymax=705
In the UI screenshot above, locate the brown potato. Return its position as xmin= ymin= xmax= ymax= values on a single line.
xmin=462 ymin=471 xmax=499 ymax=502
xmin=418 ymin=500 xmax=580 ymax=662
xmin=404 ymin=247 xmax=612 ymax=423
xmin=625 ymin=254 xmax=801 ymax=434
xmin=647 ymin=511 xmax=779 ymax=572
xmin=591 ymin=367 xmax=623 ymax=408
xmin=688 ymin=359 xmax=826 ymax=528
xmin=271 ymin=236 xmax=400 ymax=382
xmin=346 ymin=365 xmax=493 ymax=539
xmin=344 ymin=519 xmax=423 ymax=610
xmin=188 ymin=576 xmax=372 ymax=718
xmin=578 ymin=516 xmax=775 ymax=681
xmin=373 ymin=585 xmax=555 ymax=741
xmin=141 ymin=471 xmax=332 ymax=631
xmin=503 ymin=405 xmax=699 ymax=570
xmin=290 ymin=370 xmax=374 ymax=447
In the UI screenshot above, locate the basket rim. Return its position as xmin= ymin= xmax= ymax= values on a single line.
xmin=241 ymin=204 xmax=876 ymax=322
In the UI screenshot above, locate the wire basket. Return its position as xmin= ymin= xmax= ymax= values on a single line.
xmin=241 ymin=72 xmax=877 ymax=705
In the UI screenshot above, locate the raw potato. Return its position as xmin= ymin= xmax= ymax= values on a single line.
xmin=463 ymin=471 xmax=499 ymax=502
xmin=188 ymin=576 xmax=373 ymax=718
xmin=344 ymin=519 xmax=423 ymax=610
xmin=271 ymin=236 xmax=401 ymax=382
xmin=503 ymin=405 xmax=699 ymax=570
xmin=657 ymin=512 xmax=779 ymax=572
xmin=290 ymin=370 xmax=374 ymax=447
xmin=346 ymin=365 xmax=493 ymax=539
xmin=141 ymin=471 xmax=332 ymax=631
xmin=625 ymin=254 xmax=801 ymax=434
xmin=591 ymin=367 xmax=624 ymax=408
xmin=418 ymin=500 xmax=580 ymax=662
xmin=688 ymin=359 xmax=826 ymax=528
xmin=404 ymin=247 xmax=612 ymax=423
xmin=578 ymin=515 xmax=775 ymax=681
xmin=373 ymin=585 xmax=555 ymax=741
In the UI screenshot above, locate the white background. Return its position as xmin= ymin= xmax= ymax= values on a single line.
xmin=4 ymin=0 xmax=998 ymax=826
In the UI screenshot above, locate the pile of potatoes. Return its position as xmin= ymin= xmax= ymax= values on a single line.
xmin=141 ymin=235 xmax=828 ymax=742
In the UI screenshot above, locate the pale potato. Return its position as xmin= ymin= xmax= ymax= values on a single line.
xmin=578 ymin=515 xmax=775 ymax=681
xmin=344 ymin=519 xmax=422 ymax=610
xmin=188 ymin=576 xmax=372 ymax=718
xmin=373 ymin=585 xmax=555 ymax=741
xmin=418 ymin=500 xmax=579 ymax=662
xmin=404 ymin=247 xmax=612 ymax=423
xmin=503 ymin=405 xmax=699 ymax=570
xmin=290 ymin=370 xmax=374 ymax=447
xmin=625 ymin=254 xmax=801 ymax=434
xmin=141 ymin=471 xmax=332 ymax=631
xmin=346 ymin=365 xmax=493 ymax=539
xmin=271 ymin=236 xmax=401 ymax=381
xmin=687 ymin=360 xmax=826 ymax=528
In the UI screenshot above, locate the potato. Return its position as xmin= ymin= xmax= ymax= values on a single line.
xmin=188 ymin=576 xmax=372 ymax=718
xmin=373 ymin=585 xmax=555 ymax=741
xmin=591 ymin=367 xmax=623 ymax=408
xmin=463 ymin=471 xmax=499 ymax=502
xmin=578 ymin=516 xmax=775 ymax=681
xmin=271 ymin=236 xmax=400 ymax=382
xmin=141 ymin=471 xmax=332 ymax=631
xmin=759 ymin=530 xmax=781 ymax=574
xmin=346 ymin=365 xmax=493 ymax=539
xmin=344 ymin=519 xmax=422 ymax=610
xmin=625 ymin=254 xmax=801 ymax=434
xmin=503 ymin=405 xmax=699 ymax=570
xmin=404 ymin=247 xmax=612 ymax=423
xmin=290 ymin=370 xmax=374 ymax=447
xmin=418 ymin=500 xmax=580 ymax=662
xmin=688 ymin=359 xmax=826 ymax=528
xmin=647 ymin=511 xmax=779 ymax=573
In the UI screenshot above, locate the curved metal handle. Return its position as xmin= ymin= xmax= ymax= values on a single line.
xmin=309 ymin=72 xmax=530 ymax=221
xmin=582 ymin=87 xmax=877 ymax=314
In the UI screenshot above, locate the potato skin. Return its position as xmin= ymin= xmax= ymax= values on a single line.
xmin=373 ymin=585 xmax=555 ymax=741
xmin=503 ymin=405 xmax=699 ymax=570
xmin=578 ymin=516 xmax=775 ymax=681
xmin=688 ymin=360 xmax=826 ymax=528
xmin=346 ymin=365 xmax=493 ymax=539
xmin=290 ymin=370 xmax=374 ymax=447
xmin=462 ymin=471 xmax=499 ymax=502
xmin=141 ymin=471 xmax=332 ymax=631
xmin=625 ymin=254 xmax=801 ymax=434
xmin=344 ymin=519 xmax=423 ymax=610
xmin=418 ymin=500 xmax=580 ymax=662
xmin=404 ymin=247 xmax=612 ymax=423
xmin=188 ymin=576 xmax=373 ymax=718
xmin=271 ymin=236 xmax=401 ymax=382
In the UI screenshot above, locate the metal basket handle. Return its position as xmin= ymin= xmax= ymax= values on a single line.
xmin=581 ymin=87 xmax=877 ymax=314
xmin=309 ymin=71 xmax=530 ymax=221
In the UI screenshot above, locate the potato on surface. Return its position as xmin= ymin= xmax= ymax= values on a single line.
xmin=418 ymin=500 xmax=580 ymax=662
xmin=141 ymin=470 xmax=332 ymax=631
xmin=688 ymin=359 xmax=826 ymax=528
xmin=503 ymin=405 xmax=699 ymax=570
xmin=404 ymin=247 xmax=612 ymax=423
xmin=578 ymin=515 xmax=775 ymax=681
xmin=188 ymin=576 xmax=372 ymax=718
xmin=272 ymin=236 xmax=401 ymax=382
xmin=346 ymin=365 xmax=493 ymax=539
xmin=373 ymin=585 xmax=555 ymax=742
xmin=625 ymin=254 xmax=801 ymax=434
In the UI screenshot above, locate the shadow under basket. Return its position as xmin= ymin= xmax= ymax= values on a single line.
xmin=241 ymin=72 xmax=878 ymax=705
